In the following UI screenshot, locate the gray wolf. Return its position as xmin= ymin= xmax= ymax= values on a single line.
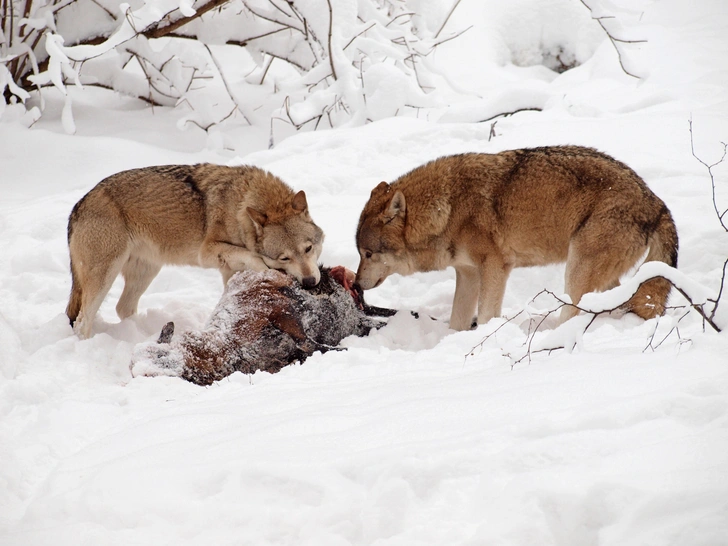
xmin=66 ymin=164 xmax=324 ymax=338
xmin=130 ymin=266 xmax=394 ymax=385
xmin=355 ymin=146 xmax=678 ymax=331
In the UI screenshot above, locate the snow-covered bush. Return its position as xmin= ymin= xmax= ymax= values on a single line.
xmin=0 ymin=0 xmax=465 ymax=135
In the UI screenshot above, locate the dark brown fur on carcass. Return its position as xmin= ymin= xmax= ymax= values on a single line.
xmin=131 ymin=267 xmax=394 ymax=386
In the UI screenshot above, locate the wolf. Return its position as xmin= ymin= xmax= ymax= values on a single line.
xmin=131 ymin=266 xmax=395 ymax=385
xmin=355 ymin=146 xmax=678 ymax=331
xmin=66 ymin=164 xmax=324 ymax=338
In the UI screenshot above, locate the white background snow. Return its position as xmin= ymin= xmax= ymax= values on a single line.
xmin=2 ymin=0 xmax=728 ymax=544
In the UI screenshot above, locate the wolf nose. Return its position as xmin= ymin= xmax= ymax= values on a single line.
xmin=302 ymin=276 xmax=317 ymax=288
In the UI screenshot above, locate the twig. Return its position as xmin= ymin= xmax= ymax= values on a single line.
xmin=143 ymin=0 xmax=232 ymax=39
xmin=257 ymin=55 xmax=274 ymax=85
xmin=325 ymin=0 xmax=337 ymax=80
xmin=202 ymin=43 xmax=251 ymax=125
xmin=430 ymin=25 xmax=472 ymax=50
xmin=712 ymin=259 xmax=728 ymax=321
xmin=434 ymin=0 xmax=463 ymax=39
xmin=88 ymin=0 xmax=118 ymax=20
xmin=670 ymin=282 xmax=722 ymax=333
xmin=644 ymin=309 xmax=691 ymax=352
xmin=466 ymin=310 xmax=524 ymax=358
xmin=479 ymin=107 xmax=543 ymax=124
xmin=386 ymin=12 xmax=414 ymax=28
xmin=688 ymin=118 xmax=728 ymax=232
xmin=80 ymin=82 xmax=164 ymax=106
xmin=578 ymin=0 xmax=646 ymax=79
xmin=2 ymin=0 xmax=14 ymax=48
xmin=343 ymin=23 xmax=375 ymax=51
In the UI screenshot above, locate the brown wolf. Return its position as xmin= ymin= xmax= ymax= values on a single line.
xmin=355 ymin=146 xmax=678 ymax=331
xmin=66 ymin=164 xmax=324 ymax=338
xmin=131 ymin=266 xmax=395 ymax=385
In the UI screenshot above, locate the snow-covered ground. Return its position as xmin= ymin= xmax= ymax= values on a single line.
xmin=1 ymin=1 xmax=727 ymax=544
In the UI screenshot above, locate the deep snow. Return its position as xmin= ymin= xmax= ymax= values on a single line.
xmin=1 ymin=1 xmax=728 ymax=545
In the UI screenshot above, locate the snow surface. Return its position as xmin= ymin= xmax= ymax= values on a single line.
xmin=1 ymin=1 xmax=728 ymax=545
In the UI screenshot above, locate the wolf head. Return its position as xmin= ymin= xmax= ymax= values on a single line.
xmin=247 ymin=190 xmax=325 ymax=288
xmin=355 ymin=181 xmax=412 ymax=290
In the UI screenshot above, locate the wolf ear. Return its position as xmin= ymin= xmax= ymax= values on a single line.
xmin=371 ymin=181 xmax=390 ymax=198
xmin=291 ymin=190 xmax=308 ymax=213
xmin=247 ymin=207 xmax=267 ymax=236
xmin=383 ymin=190 xmax=406 ymax=221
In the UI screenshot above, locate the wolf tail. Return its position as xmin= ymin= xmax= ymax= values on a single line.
xmin=66 ymin=259 xmax=82 ymax=326
xmin=626 ymin=207 xmax=679 ymax=319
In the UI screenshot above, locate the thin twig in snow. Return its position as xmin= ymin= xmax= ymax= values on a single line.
xmin=688 ymin=118 xmax=728 ymax=232
xmin=578 ymin=0 xmax=646 ymax=79
xmin=343 ymin=23 xmax=376 ymax=51
xmin=325 ymin=0 xmax=337 ymax=80
xmin=435 ymin=0 xmax=463 ymax=39
xmin=203 ymin=43 xmax=251 ymax=125
xmin=479 ymin=107 xmax=543 ymax=124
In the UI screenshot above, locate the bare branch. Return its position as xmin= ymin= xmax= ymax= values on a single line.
xmin=386 ymin=12 xmax=415 ymax=28
xmin=88 ymin=0 xmax=118 ymax=20
xmin=430 ymin=25 xmax=472 ymax=50
xmin=644 ymin=309 xmax=692 ymax=353
xmin=325 ymin=0 xmax=337 ymax=80
xmin=435 ymin=0 xmax=463 ymax=39
xmin=689 ymin=118 xmax=728 ymax=232
xmin=242 ymin=1 xmax=304 ymax=34
xmin=202 ymin=43 xmax=251 ymax=125
xmin=466 ymin=310 xmax=524 ymax=358
xmin=712 ymin=259 xmax=728 ymax=321
xmin=81 ymin=82 xmax=164 ymax=106
xmin=578 ymin=0 xmax=645 ymax=79
xmin=343 ymin=23 xmax=376 ymax=51
xmin=143 ymin=0 xmax=231 ymax=39
xmin=478 ymin=107 xmax=543 ymax=124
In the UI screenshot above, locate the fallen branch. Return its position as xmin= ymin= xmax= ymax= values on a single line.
xmin=466 ymin=266 xmax=723 ymax=368
xmin=479 ymin=107 xmax=543 ymax=124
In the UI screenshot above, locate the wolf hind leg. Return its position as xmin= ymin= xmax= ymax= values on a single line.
xmin=561 ymin=228 xmax=647 ymax=323
xmin=69 ymin=219 xmax=131 ymax=338
xmin=117 ymin=256 xmax=162 ymax=319
xmin=73 ymin=251 xmax=129 ymax=338
xmin=626 ymin=208 xmax=678 ymax=319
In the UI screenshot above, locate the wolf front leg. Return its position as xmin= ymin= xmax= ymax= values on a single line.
xmin=476 ymin=257 xmax=512 ymax=327
xmin=450 ymin=266 xmax=479 ymax=331
xmin=199 ymin=241 xmax=269 ymax=284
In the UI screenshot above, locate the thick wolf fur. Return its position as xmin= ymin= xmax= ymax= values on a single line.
xmin=130 ymin=267 xmax=393 ymax=385
xmin=355 ymin=146 xmax=679 ymax=331
xmin=66 ymin=164 xmax=324 ymax=338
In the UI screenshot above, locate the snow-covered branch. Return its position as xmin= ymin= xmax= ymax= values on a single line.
xmin=1 ymin=0 xmax=465 ymax=136
xmin=468 ymin=262 xmax=725 ymax=368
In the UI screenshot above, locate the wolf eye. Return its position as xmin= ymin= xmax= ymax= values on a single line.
xmin=305 ymin=244 xmax=313 ymax=254
xmin=365 ymin=250 xmax=373 ymax=259
xmin=279 ymin=256 xmax=291 ymax=262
